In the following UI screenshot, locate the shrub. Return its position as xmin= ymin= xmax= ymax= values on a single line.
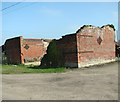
xmin=40 ymin=40 xmax=65 ymax=68
xmin=33 ymin=58 xmax=38 ymax=61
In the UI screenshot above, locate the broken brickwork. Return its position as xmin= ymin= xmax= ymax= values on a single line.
xmin=55 ymin=25 xmax=115 ymax=68
xmin=55 ymin=34 xmax=78 ymax=67
xmin=4 ymin=36 xmax=51 ymax=64
xmin=4 ymin=24 xmax=115 ymax=67
xmin=76 ymin=25 xmax=115 ymax=67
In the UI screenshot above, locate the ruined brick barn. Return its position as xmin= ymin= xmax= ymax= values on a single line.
xmin=54 ymin=25 xmax=115 ymax=68
xmin=56 ymin=26 xmax=115 ymax=67
xmin=3 ymin=24 xmax=116 ymax=67
xmin=4 ymin=36 xmax=51 ymax=64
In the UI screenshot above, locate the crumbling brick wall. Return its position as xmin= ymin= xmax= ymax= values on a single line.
xmin=4 ymin=36 xmax=23 ymax=64
xmin=76 ymin=25 xmax=115 ymax=67
xmin=55 ymin=34 xmax=78 ymax=67
xmin=22 ymin=39 xmax=51 ymax=62
xmin=55 ymin=25 xmax=115 ymax=68
xmin=4 ymin=25 xmax=115 ymax=67
xmin=4 ymin=36 xmax=51 ymax=64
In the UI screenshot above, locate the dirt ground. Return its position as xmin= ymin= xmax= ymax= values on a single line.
xmin=2 ymin=62 xmax=118 ymax=100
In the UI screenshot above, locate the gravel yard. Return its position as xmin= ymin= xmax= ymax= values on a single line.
xmin=2 ymin=62 xmax=118 ymax=100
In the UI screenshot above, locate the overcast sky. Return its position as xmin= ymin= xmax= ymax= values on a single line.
xmin=2 ymin=2 xmax=118 ymax=45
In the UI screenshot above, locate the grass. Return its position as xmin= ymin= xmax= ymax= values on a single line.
xmin=1 ymin=64 xmax=66 ymax=74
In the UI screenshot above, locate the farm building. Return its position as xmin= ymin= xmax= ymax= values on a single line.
xmin=3 ymin=24 xmax=117 ymax=67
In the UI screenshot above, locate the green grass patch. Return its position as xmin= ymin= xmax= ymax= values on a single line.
xmin=1 ymin=64 xmax=66 ymax=74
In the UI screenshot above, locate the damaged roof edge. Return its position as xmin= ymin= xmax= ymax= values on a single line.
xmin=76 ymin=24 xmax=115 ymax=33
xmin=23 ymin=38 xmax=52 ymax=42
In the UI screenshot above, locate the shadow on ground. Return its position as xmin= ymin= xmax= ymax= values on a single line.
xmin=27 ymin=65 xmax=64 ymax=69
xmin=27 ymin=60 xmax=118 ymax=70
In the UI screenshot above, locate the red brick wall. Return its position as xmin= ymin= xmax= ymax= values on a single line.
xmin=55 ymin=25 xmax=115 ymax=68
xmin=4 ymin=36 xmax=23 ymax=64
xmin=22 ymin=39 xmax=43 ymax=61
xmin=55 ymin=34 xmax=78 ymax=67
xmin=4 ymin=25 xmax=115 ymax=66
xmin=22 ymin=39 xmax=51 ymax=62
xmin=4 ymin=37 xmax=51 ymax=64
xmin=76 ymin=25 xmax=115 ymax=67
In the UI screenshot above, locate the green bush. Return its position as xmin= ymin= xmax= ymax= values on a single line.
xmin=40 ymin=40 xmax=65 ymax=68
xmin=33 ymin=58 xmax=38 ymax=61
